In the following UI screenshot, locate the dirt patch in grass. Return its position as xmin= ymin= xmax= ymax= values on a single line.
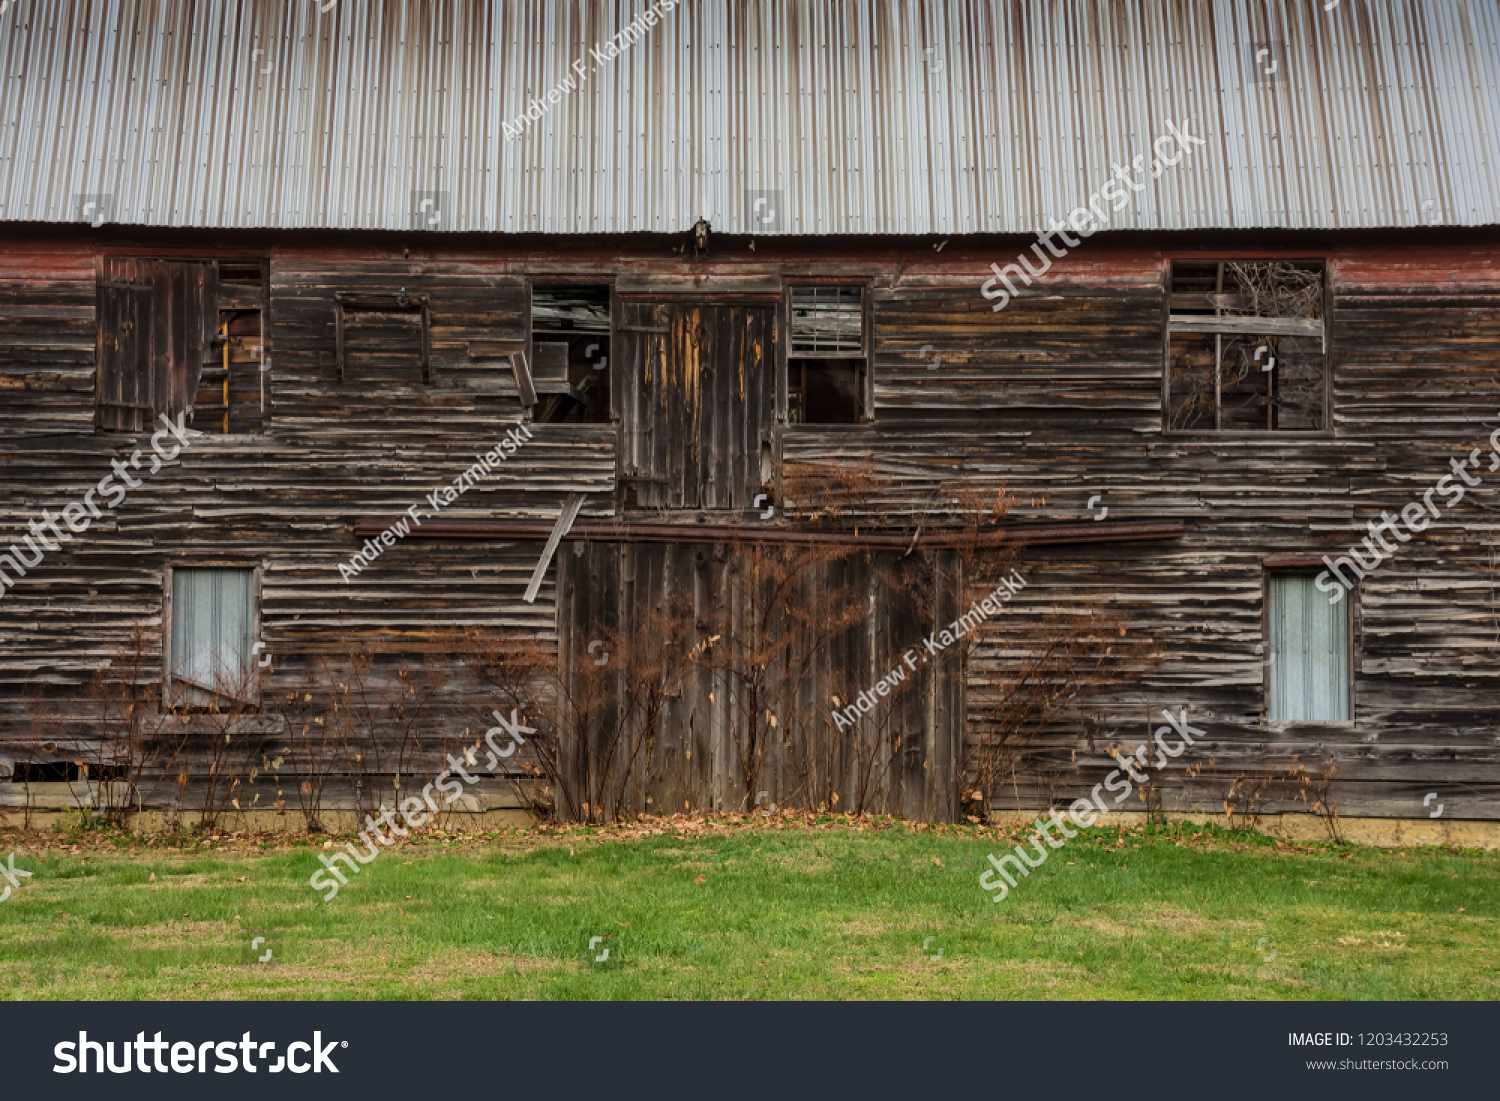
xmin=1073 ymin=915 xmax=1140 ymax=938
xmin=1140 ymin=904 xmax=1215 ymax=935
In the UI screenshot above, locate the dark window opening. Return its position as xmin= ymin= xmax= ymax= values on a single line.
xmin=217 ymin=263 xmax=262 ymax=285
xmin=12 ymin=760 xmax=82 ymax=783
xmin=787 ymin=286 xmax=867 ymax=424
xmin=788 ymin=358 xmax=864 ymax=424
xmin=531 ymin=284 xmax=611 ymax=424
xmin=195 ymin=262 xmax=266 ymax=434
xmin=1167 ymin=260 xmax=1326 ymax=432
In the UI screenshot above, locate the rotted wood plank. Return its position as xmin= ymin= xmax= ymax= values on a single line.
xmin=524 ymin=492 xmax=586 ymax=603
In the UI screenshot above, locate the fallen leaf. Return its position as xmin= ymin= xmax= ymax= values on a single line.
xmin=931 ymin=857 xmax=944 ymax=868
xmin=693 ymin=875 xmax=706 ymax=883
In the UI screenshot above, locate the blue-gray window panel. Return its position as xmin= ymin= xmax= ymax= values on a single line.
xmin=170 ymin=568 xmax=254 ymax=702
xmin=1268 ymin=572 xmax=1349 ymax=722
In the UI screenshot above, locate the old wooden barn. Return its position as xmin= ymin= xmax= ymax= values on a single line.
xmin=2 ymin=0 xmax=1499 ymax=833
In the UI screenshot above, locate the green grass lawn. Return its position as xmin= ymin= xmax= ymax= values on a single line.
xmin=0 ymin=817 xmax=1494 ymax=1000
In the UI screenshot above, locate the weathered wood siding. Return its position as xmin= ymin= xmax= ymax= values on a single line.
xmin=0 ymin=240 xmax=97 ymax=436
xmin=786 ymin=240 xmax=1500 ymax=821
xmin=0 ymin=237 xmax=613 ymax=784
xmin=2 ymin=229 xmax=1497 ymax=821
xmin=270 ymin=253 xmax=531 ymax=440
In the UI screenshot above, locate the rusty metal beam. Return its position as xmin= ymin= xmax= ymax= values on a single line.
xmin=353 ymin=517 xmax=1185 ymax=548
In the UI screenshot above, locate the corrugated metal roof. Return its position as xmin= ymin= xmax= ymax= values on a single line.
xmin=1 ymin=0 xmax=1497 ymax=235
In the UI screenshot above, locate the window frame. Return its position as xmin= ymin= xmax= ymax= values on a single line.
xmin=782 ymin=281 xmax=871 ymax=425
xmin=334 ymin=292 xmax=433 ymax=384
xmin=1162 ymin=255 xmax=1333 ymax=437
xmin=526 ymin=279 xmax=615 ymax=423
xmin=161 ymin=561 xmax=263 ymax=711
xmin=1262 ymin=559 xmax=1355 ymax=724
xmin=210 ymin=258 xmax=270 ymax=436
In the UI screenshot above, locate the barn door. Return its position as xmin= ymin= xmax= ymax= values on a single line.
xmin=615 ymin=302 xmax=774 ymax=510
xmin=556 ymin=541 xmax=966 ymax=822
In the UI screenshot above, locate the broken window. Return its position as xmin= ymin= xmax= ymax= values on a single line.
xmin=97 ymin=258 xmax=220 ymax=432
xmin=167 ymin=566 xmax=257 ymax=708
xmin=1166 ymin=261 xmax=1327 ymax=432
xmin=1267 ymin=570 xmax=1349 ymax=721
xmin=335 ymin=292 xmax=431 ymax=385
xmin=194 ymin=262 xmax=267 ymax=434
xmin=788 ymin=286 xmax=866 ymax=424
xmin=531 ymin=283 xmax=611 ymax=423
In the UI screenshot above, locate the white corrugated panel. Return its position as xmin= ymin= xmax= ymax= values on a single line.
xmin=0 ymin=0 xmax=1496 ymax=234
xmin=1268 ymin=572 xmax=1350 ymax=723
xmin=170 ymin=566 xmax=255 ymax=705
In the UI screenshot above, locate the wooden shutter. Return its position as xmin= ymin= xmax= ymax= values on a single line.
xmin=98 ymin=258 xmax=154 ymax=432
xmin=97 ymin=259 xmax=219 ymax=431
xmin=334 ymin=294 xmax=432 ymax=384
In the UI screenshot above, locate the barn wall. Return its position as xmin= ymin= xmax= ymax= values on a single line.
xmin=1 ymin=227 xmax=1497 ymax=821
xmin=0 ymin=240 xmax=97 ymax=436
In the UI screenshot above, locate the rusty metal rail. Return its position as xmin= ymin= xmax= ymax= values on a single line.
xmin=352 ymin=517 xmax=1186 ymax=548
